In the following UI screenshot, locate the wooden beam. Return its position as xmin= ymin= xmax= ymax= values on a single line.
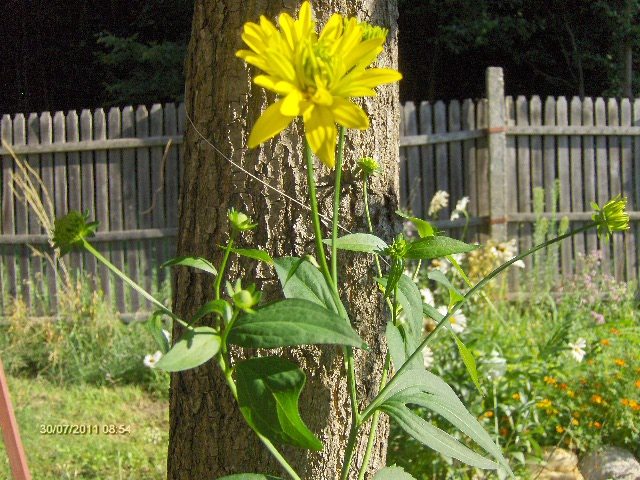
xmin=0 ymin=227 xmax=178 ymax=245
xmin=399 ymin=129 xmax=485 ymax=146
xmin=507 ymin=211 xmax=640 ymax=222
xmin=0 ymin=135 xmax=183 ymax=156
xmin=508 ymin=125 xmax=640 ymax=136
xmin=0 ymin=357 xmax=32 ymax=480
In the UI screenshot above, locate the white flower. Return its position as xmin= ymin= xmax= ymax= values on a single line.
xmin=437 ymin=305 xmax=467 ymax=334
xmin=512 ymin=259 xmax=525 ymax=268
xmin=422 ymin=347 xmax=434 ymax=369
xmin=162 ymin=329 xmax=171 ymax=342
xmin=420 ymin=287 xmax=434 ymax=306
xmin=143 ymin=351 xmax=163 ymax=369
xmin=455 ymin=196 xmax=470 ymax=212
xmin=568 ymin=338 xmax=587 ymax=362
xmin=485 ymin=350 xmax=507 ymax=380
xmin=450 ymin=210 xmax=460 ymax=221
xmin=428 ymin=190 xmax=449 ymax=216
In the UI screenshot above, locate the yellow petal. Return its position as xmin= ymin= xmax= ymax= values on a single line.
xmin=248 ymin=99 xmax=295 ymax=148
xmin=296 ymin=2 xmax=314 ymax=39
xmin=352 ymin=68 xmax=403 ymax=88
xmin=263 ymin=50 xmax=296 ymax=82
xmin=330 ymin=98 xmax=369 ymax=129
xmin=254 ymin=75 xmax=296 ymax=96
xmin=278 ymin=13 xmax=295 ymax=49
xmin=343 ymin=38 xmax=384 ymax=70
xmin=304 ymin=105 xmax=337 ymax=168
xmin=281 ymin=90 xmax=304 ymax=116
xmin=319 ymin=14 xmax=343 ymax=42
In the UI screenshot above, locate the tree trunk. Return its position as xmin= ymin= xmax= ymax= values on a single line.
xmin=168 ymin=1 xmax=400 ymax=479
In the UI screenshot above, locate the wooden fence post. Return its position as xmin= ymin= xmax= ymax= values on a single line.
xmin=486 ymin=67 xmax=508 ymax=241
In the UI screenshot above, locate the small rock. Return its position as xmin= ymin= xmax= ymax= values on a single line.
xmin=579 ymin=446 xmax=640 ymax=480
xmin=529 ymin=448 xmax=584 ymax=480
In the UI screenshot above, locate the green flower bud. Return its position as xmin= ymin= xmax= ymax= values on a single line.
xmin=357 ymin=156 xmax=380 ymax=178
xmin=592 ymin=195 xmax=630 ymax=239
xmin=226 ymin=279 xmax=261 ymax=313
xmin=384 ymin=233 xmax=409 ymax=260
xmin=52 ymin=211 xmax=98 ymax=255
xmin=228 ymin=208 xmax=257 ymax=232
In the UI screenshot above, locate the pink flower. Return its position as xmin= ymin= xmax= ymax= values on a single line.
xmin=590 ymin=311 xmax=605 ymax=325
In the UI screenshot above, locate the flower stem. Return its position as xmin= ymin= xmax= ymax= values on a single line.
xmin=214 ymin=236 xmax=235 ymax=300
xmin=81 ymin=239 xmax=188 ymax=327
xmin=361 ymin=222 xmax=596 ymax=421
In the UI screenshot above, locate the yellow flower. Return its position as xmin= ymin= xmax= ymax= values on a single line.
xmin=614 ymin=358 xmax=626 ymax=367
xmin=571 ymin=418 xmax=579 ymax=426
xmin=635 ymin=379 xmax=640 ymax=389
xmin=512 ymin=392 xmax=521 ymax=401
xmin=591 ymin=394 xmax=603 ymax=405
xmin=537 ymin=398 xmax=552 ymax=409
xmin=544 ymin=376 xmax=557 ymax=385
xmin=236 ymin=2 xmax=402 ymax=168
xmin=556 ymin=425 xmax=565 ymax=433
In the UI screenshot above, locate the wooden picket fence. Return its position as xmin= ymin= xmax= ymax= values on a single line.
xmin=0 ymin=104 xmax=184 ymax=316
xmin=1 ymin=67 xmax=639 ymax=316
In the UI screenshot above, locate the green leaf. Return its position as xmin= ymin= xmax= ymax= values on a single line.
xmin=373 ymin=466 xmax=418 ymax=480
xmin=381 ymin=402 xmax=499 ymax=470
xmin=216 ymin=474 xmax=283 ymax=480
xmin=450 ymin=331 xmax=483 ymax=394
xmin=161 ymin=256 xmax=217 ymax=276
xmin=384 ymin=257 xmax=405 ymax=299
xmin=190 ymin=299 xmax=230 ymax=325
xmin=274 ymin=257 xmax=338 ymax=314
xmin=428 ymin=270 xmax=464 ymax=307
xmin=231 ymin=247 xmax=274 ymax=265
xmin=235 ymin=356 xmax=323 ymax=451
xmin=406 ymin=236 xmax=477 ymax=260
xmin=52 ymin=211 xmax=98 ymax=255
xmin=155 ymin=326 xmax=220 ymax=372
xmin=396 ymin=210 xmax=435 ymax=238
xmin=322 ymin=233 xmax=388 ymax=253
xmin=145 ymin=310 xmax=170 ymax=354
xmin=423 ymin=303 xmax=444 ymax=322
xmin=227 ymin=299 xmax=367 ymax=349
xmin=385 ymin=322 xmax=407 ymax=369
xmin=391 ymin=391 xmax=509 ymax=473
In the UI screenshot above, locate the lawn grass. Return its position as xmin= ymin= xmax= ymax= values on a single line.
xmin=0 ymin=375 xmax=168 ymax=479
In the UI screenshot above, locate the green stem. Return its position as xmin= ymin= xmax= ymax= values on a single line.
xmin=214 ymin=236 xmax=235 ymax=300
xmin=361 ymin=222 xmax=596 ymax=420
xmin=331 ymin=126 xmax=346 ymax=285
xmin=81 ymin=239 xmax=188 ymax=327
xmin=218 ymin=355 xmax=302 ymax=480
xmin=362 ymin=178 xmax=383 ymax=276
xmin=461 ymin=210 xmax=470 ymax=241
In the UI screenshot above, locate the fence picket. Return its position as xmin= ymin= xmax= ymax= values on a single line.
xmin=582 ymin=98 xmax=597 ymax=255
xmin=107 ymin=107 xmax=125 ymax=311
xmin=121 ymin=106 xmax=139 ymax=312
xmin=136 ymin=105 xmax=153 ymax=307
xmin=27 ymin=113 xmax=43 ymax=311
xmin=93 ymin=108 xmax=111 ymax=300
xmin=475 ymin=99 xmax=489 ymax=242
xmin=607 ymin=99 xmax=624 ymax=280
xmin=150 ymin=104 xmax=167 ymax=295
xmin=66 ymin=111 xmax=82 ymax=275
xmin=164 ymin=103 xmax=179 ymax=232
xmin=418 ymin=101 xmax=434 ymax=217
xmin=556 ymin=97 xmax=572 ymax=276
xmin=448 ymin=100 xmax=463 ymax=215
xmin=1 ymin=115 xmax=17 ymax=306
xmin=80 ymin=109 xmax=97 ymax=284
xmin=516 ymin=96 xmax=532 ymax=269
xmin=462 ymin=99 xmax=477 ymax=230
xmin=403 ymin=102 xmax=422 ymax=217
xmin=620 ymin=99 xmax=635 ymax=280
xmin=634 ymin=99 xmax=640 ymax=283
xmin=39 ymin=112 xmax=57 ymax=310
xmin=594 ymin=98 xmax=610 ymax=273
xmin=434 ymin=101 xmax=449 ymax=217
xmin=570 ymin=96 xmax=585 ymax=268
xmin=13 ymin=114 xmax=30 ymax=307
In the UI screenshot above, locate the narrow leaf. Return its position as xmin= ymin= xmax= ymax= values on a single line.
xmin=385 ymin=322 xmax=407 ymax=369
xmin=227 ymin=299 xmax=366 ymax=349
xmin=423 ymin=303 xmax=444 ymax=322
xmin=450 ymin=331 xmax=483 ymax=394
xmin=373 ymin=466 xmax=418 ymax=480
xmin=236 ymin=356 xmax=323 ymax=451
xmin=406 ymin=236 xmax=477 ymax=260
xmin=145 ymin=310 xmax=170 ymax=354
xmin=274 ymin=257 xmax=337 ymax=313
xmin=155 ymin=326 xmax=220 ymax=372
xmin=428 ymin=270 xmax=464 ymax=306
xmin=161 ymin=256 xmax=217 ymax=276
xmin=382 ymin=402 xmax=499 ymax=470
xmin=190 ymin=299 xmax=229 ymax=325
xmin=322 ymin=233 xmax=388 ymax=253
xmin=384 ymin=257 xmax=404 ymax=299
xmin=232 ymin=247 xmax=274 ymax=265
xmin=396 ymin=210 xmax=435 ymax=238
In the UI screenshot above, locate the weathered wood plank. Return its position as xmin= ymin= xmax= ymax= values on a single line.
xmin=530 ymin=96 xmax=543 ymax=190
xmin=475 ymin=99 xmax=490 ymax=242
xmin=620 ymin=98 xmax=635 ymax=281
xmin=504 ymin=96 xmax=520 ymax=289
xmin=507 ymin=125 xmax=640 ymax=135
xmin=634 ymin=99 xmax=640 ymax=282
xmin=93 ymin=109 xmax=111 ymax=299
xmin=556 ymin=97 xmax=572 ymax=276
xmin=107 ymin=107 xmax=125 ymax=312
xmin=398 ymin=105 xmax=408 ymax=210
xmin=0 ymin=135 xmax=184 ymax=156
xmin=150 ymin=104 xmax=167 ymax=295
xmin=27 ymin=113 xmax=43 ymax=312
xmin=461 ymin=99 xmax=477 ymax=234
xmin=121 ymin=106 xmax=139 ymax=312
xmin=1 ymin=115 xmax=17 ymax=307
xmin=39 ymin=112 xmax=57 ymax=311
xmin=13 ymin=114 xmax=30 ymax=307
xmin=403 ymin=102 xmax=423 ymax=217
xmin=448 ymin=100 xmax=463 ymax=215
xmin=418 ymin=101 xmax=435 ymax=218
xmin=594 ymin=98 xmax=610 ymax=273
xmin=582 ymin=98 xmax=597 ymax=255
xmin=516 ymin=96 xmax=532 ymax=269
xmin=543 ymin=97 xmax=557 ymax=219
xmin=400 ymin=129 xmax=484 ymax=146
xmin=80 ymin=109 xmax=97 ymax=285
xmin=164 ymin=103 xmax=179 ymax=232
xmin=569 ymin=96 xmax=585 ymax=268
xmin=66 ymin=111 xmax=82 ymax=275
xmin=136 ymin=105 xmax=153 ymax=309
xmin=433 ymin=101 xmax=449 ymax=217
xmin=0 ymin=227 xmax=179 ymax=244
xmin=607 ymin=98 xmax=623 ymax=280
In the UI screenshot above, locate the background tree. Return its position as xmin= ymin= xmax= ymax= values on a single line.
xmin=168 ymin=1 xmax=400 ymax=478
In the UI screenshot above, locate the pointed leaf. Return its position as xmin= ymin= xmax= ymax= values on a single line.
xmin=382 ymin=402 xmax=499 ymax=469
xmin=385 ymin=322 xmax=407 ymax=369
xmin=190 ymin=299 xmax=230 ymax=325
xmin=383 ymin=257 xmax=404 ymax=299
xmin=373 ymin=466 xmax=418 ymax=480
xmin=274 ymin=257 xmax=338 ymax=313
xmin=406 ymin=236 xmax=477 ymax=260
xmin=145 ymin=310 xmax=170 ymax=354
xmin=161 ymin=256 xmax=217 ymax=276
xmin=428 ymin=270 xmax=464 ymax=306
xmin=450 ymin=331 xmax=482 ymax=394
xmin=423 ymin=303 xmax=444 ymax=322
xmin=236 ymin=356 xmax=323 ymax=451
xmin=227 ymin=299 xmax=366 ymax=349
xmin=396 ymin=210 xmax=435 ymax=238
xmin=155 ymin=326 xmax=220 ymax=372
xmin=322 ymin=233 xmax=388 ymax=253
xmin=232 ymin=247 xmax=274 ymax=265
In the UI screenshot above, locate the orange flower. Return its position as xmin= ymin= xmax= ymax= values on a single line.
xmin=559 ymin=383 xmax=568 ymax=390
xmin=614 ymin=358 xmax=626 ymax=367
xmin=621 ymin=398 xmax=631 ymax=406
xmin=544 ymin=376 xmax=557 ymax=385
xmin=556 ymin=425 xmax=565 ymax=433
xmin=499 ymin=427 xmax=509 ymax=437
xmin=591 ymin=394 xmax=603 ymax=405
xmin=600 ymin=339 xmax=610 ymax=346
xmin=635 ymin=379 xmax=640 ymax=389
xmin=593 ymin=421 xmax=602 ymax=429
xmin=609 ymin=327 xmax=621 ymax=335
xmin=484 ymin=410 xmax=494 ymax=418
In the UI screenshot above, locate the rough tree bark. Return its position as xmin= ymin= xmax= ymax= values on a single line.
xmin=168 ymin=1 xmax=400 ymax=479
